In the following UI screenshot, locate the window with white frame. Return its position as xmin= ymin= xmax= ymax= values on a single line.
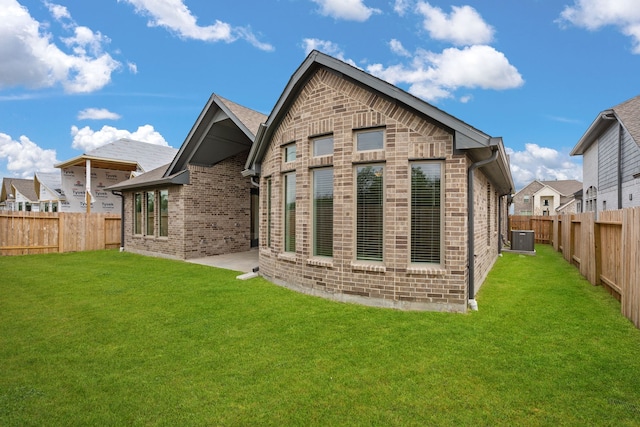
xmin=356 ymin=165 xmax=384 ymax=261
xmin=411 ymin=162 xmax=442 ymax=264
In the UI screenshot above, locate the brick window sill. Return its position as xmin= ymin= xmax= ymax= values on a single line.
xmin=306 ymin=257 xmax=333 ymax=267
xmin=407 ymin=265 xmax=446 ymax=276
xmin=350 ymin=261 xmax=386 ymax=273
xmin=277 ymin=252 xmax=297 ymax=263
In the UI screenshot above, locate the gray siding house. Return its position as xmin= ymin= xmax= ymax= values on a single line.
xmin=571 ymin=95 xmax=640 ymax=214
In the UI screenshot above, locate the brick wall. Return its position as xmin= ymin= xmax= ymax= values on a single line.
xmin=123 ymin=152 xmax=252 ymax=259
xmin=257 ymin=68 xmax=502 ymax=312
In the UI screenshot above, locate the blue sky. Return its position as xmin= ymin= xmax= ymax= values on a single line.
xmin=1 ymin=0 xmax=640 ymax=190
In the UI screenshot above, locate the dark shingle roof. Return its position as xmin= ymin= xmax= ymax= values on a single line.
xmin=612 ymin=94 xmax=640 ymax=145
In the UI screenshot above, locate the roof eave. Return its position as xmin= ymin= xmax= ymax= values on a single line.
xmin=107 ymin=170 xmax=189 ymax=191
xmin=570 ymin=109 xmax=616 ymax=156
xmin=55 ymin=155 xmax=139 ymax=170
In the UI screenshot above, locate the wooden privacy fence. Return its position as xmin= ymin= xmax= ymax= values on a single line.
xmin=510 ymin=209 xmax=640 ymax=329
xmin=0 ymin=212 xmax=121 ymax=255
xmin=509 ymin=215 xmax=554 ymax=243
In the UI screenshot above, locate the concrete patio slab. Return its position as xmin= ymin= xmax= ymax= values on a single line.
xmin=186 ymin=249 xmax=259 ymax=274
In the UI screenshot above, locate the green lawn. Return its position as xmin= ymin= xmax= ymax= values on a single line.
xmin=1 ymin=245 xmax=640 ymax=426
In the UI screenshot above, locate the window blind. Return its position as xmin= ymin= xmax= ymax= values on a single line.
xmin=313 ymin=168 xmax=333 ymax=257
xmin=284 ymin=173 xmax=296 ymax=252
xmin=356 ymin=165 xmax=384 ymax=261
xmin=411 ymin=163 xmax=441 ymax=263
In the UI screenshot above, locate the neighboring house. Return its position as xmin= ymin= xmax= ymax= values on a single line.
xmin=512 ymin=180 xmax=583 ymax=216
xmin=0 ymin=178 xmax=38 ymax=211
xmin=243 ymin=50 xmax=514 ymax=312
xmin=34 ymin=171 xmax=64 ymax=212
xmin=571 ymin=94 xmax=640 ymax=215
xmin=108 ymin=94 xmax=267 ymax=260
xmin=54 ymin=138 xmax=177 ymax=213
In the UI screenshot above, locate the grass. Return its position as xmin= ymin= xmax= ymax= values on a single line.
xmin=1 ymin=245 xmax=640 ymax=426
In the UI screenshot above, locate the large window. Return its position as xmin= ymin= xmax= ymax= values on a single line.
xmin=356 ymin=129 xmax=384 ymax=151
xmin=159 ymin=189 xmax=169 ymax=237
xmin=134 ymin=193 xmax=142 ymax=234
xmin=411 ymin=162 xmax=442 ymax=264
xmin=284 ymin=173 xmax=296 ymax=252
xmin=146 ymin=192 xmax=155 ymax=236
xmin=313 ymin=168 xmax=333 ymax=257
xmin=356 ymin=165 xmax=384 ymax=261
xmin=267 ymin=178 xmax=272 ymax=247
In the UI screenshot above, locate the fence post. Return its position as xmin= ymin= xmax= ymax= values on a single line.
xmin=58 ymin=213 xmax=64 ymax=253
xmin=593 ymin=220 xmax=602 ymax=286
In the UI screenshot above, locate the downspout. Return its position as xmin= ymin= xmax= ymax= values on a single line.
xmin=617 ymin=123 xmax=623 ymax=209
xmin=111 ymin=190 xmax=125 ymax=252
xmin=467 ymin=147 xmax=499 ymax=311
xmin=497 ymin=191 xmax=513 ymax=254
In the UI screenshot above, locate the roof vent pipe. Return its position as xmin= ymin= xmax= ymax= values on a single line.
xmin=467 ymin=147 xmax=499 ymax=311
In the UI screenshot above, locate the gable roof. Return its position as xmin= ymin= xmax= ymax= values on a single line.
xmin=244 ymin=50 xmax=514 ymax=194
xmin=34 ymin=171 xmax=63 ymax=199
xmin=7 ymin=178 xmax=38 ymax=202
xmin=165 ymin=94 xmax=267 ymax=176
xmin=571 ymin=94 xmax=640 ymax=155
xmin=55 ymin=138 xmax=178 ymax=172
xmin=109 ymin=94 xmax=266 ymax=191
xmin=539 ymin=179 xmax=582 ymax=196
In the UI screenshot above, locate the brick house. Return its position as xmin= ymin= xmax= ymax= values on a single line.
xmin=570 ymin=94 xmax=640 ymax=215
xmin=512 ymin=179 xmax=582 ymax=216
xmin=109 ymin=94 xmax=266 ymax=260
xmin=243 ymin=51 xmax=514 ymax=312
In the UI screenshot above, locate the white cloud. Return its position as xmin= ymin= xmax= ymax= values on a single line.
xmin=127 ymin=62 xmax=138 ymax=74
xmin=558 ymin=0 xmax=640 ymax=53
xmin=311 ymin=0 xmax=381 ymax=22
xmin=44 ymin=1 xmax=70 ymax=21
xmin=507 ymin=143 xmax=583 ymax=190
xmin=70 ymin=124 xmax=168 ymax=151
xmin=389 ymin=39 xmax=411 ymax=57
xmin=0 ymin=0 xmax=121 ymax=93
xmin=416 ymin=2 xmax=494 ymax=45
xmin=77 ymin=108 xmax=122 ymax=121
xmin=367 ymin=45 xmax=523 ymax=102
xmin=0 ymin=133 xmax=58 ymax=178
xmin=393 ymin=0 xmax=411 ymax=16
xmin=121 ymin=0 xmax=274 ymax=51
xmin=302 ymin=38 xmax=358 ymax=66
